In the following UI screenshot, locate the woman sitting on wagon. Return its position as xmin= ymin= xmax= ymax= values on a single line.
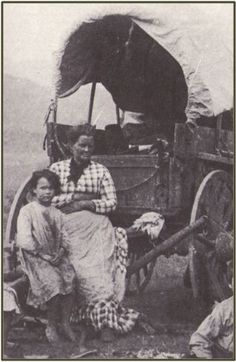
xmin=50 ymin=123 xmax=139 ymax=341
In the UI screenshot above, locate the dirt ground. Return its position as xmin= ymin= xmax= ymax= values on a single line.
xmin=6 ymin=255 xmax=203 ymax=360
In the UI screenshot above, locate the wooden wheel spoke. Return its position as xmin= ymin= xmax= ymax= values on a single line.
xmin=142 ymin=264 xmax=148 ymax=277
xmin=189 ymin=170 xmax=233 ymax=303
xmin=222 ymin=204 xmax=233 ymax=230
xmin=127 ymin=244 xmax=157 ymax=294
xmin=135 ymin=271 xmax=141 ymax=291
xmin=138 ymin=258 xmax=156 ymax=292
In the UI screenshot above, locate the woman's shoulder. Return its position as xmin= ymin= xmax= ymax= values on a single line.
xmin=90 ymin=161 xmax=109 ymax=174
xmin=213 ymin=296 xmax=233 ymax=316
xmin=50 ymin=159 xmax=71 ymax=171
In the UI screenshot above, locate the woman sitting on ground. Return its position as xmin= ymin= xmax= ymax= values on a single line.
xmin=50 ymin=123 xmax=139 ymax=342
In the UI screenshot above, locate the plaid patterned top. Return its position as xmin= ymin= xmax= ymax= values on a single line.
xmin=50 ymin=159 xmax=117 ymax=214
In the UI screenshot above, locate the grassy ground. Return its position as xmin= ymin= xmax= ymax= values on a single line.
xmin=8 ymin=271 xmax=197 ymax=359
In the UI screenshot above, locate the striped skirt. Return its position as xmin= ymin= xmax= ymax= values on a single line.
xmin=65 ymin=210 xmax=139 ymax=333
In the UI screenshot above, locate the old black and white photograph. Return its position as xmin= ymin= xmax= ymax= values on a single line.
xmin=2 ymin=2 xmax=234 ymax=359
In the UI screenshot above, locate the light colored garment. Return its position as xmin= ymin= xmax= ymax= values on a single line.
xmin=132 ymin=212 xmax=165 ymax=240
xmin=50 ymin=159 xmax=117 ymax=213
xmin=190 ymin=296 xmax=233 ymax=358
xmin=17 ymin=201 xmax=75 ymax=307
xmin=65 ymin=210 xmax=139 ymax=333
xmin=50 ymin=159 xmax=139 ymax=332
xmin=66 ymin=211 xmax=117 ymax=303
xmin=3 ymin=283 xmax=21 ymax=314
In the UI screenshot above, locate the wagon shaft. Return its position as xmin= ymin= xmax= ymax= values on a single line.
xmin=127 ymin=216 xmax=206 ymax=276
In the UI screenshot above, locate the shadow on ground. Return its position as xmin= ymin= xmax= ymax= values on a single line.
xmin=7 ymin=271 xmax=202 ymax=359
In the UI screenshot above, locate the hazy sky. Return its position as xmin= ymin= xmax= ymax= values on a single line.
xmin=4 ymin=3 xmax=233 ymax=91
xmin=4 ymin=3 xmax=101 ymax=88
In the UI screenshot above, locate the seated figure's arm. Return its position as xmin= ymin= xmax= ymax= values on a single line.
xmin=189 ymin=304 xmax=224 ymax=359
xmin=60 ymin=168 xmax=117 ymax=215
xmin=92 ymin=168 xmax=117 ymax=214
xmin=17 ymin=208 xmax=38 ymax=254
xmin=49 ymin=163 xmax=74 ymax=208
xmin=51 ymin=193 xmax=74 ymax=208
xmin=59 ymin=193 xmax=98 ymax=214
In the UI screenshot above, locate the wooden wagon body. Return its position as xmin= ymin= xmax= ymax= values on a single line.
xmin=4 ymin=7 xmax=233 ymax=313
xmin=45 ymin=118 xmax=233 ymax=221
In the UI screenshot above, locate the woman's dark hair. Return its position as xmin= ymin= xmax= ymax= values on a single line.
xmin=29 ymin=169 xmax=61 ymax=195
xmin=67 ymin=123 xmax=96 ymax=145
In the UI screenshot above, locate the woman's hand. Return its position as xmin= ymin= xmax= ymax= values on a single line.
xmin=60 ymin=202 xmax=79 ymax=214
xmin=61 ymin=200 xmax=96 ymax=214
xmin=73 ymin=192 xmax=99 ymax=201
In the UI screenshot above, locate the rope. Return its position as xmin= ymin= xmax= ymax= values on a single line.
xmin=210 ymin=217 xmax=233 ymax=237
xmin=43 ymin=99 xmax=56 ymax=125
xmin=53 ymin=125 xmax=68 ymax=158
xmin=43 ymin=100 xmax=67 ymax=157
xmin=116 ymin=166 xmax=159 ymax=192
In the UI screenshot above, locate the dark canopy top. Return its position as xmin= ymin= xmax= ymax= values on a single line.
xmin=56 ymin=6 xmax=232 ymax=123
xmin=57 ymin=15 xmax=187 ymax=127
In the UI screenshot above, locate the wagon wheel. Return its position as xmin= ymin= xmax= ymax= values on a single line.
xmin=126 ymin=236 xmax=157 ymax=294
xmin=5 ymin=177 xmax=32 ymax=270
xmin=189 ymin=170 xmax=233 ymax=305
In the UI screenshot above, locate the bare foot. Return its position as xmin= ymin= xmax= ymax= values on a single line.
xmin=45 ymin=325 xmax=60 ymax=344
xmin=61 ymin=323 xmax=77 ymax=342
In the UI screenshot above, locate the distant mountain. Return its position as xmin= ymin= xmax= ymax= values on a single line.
xmin=4 ymin=74 xmax=51 ymax=130
xmin=3 ymin=73 xmax=117 ymax=173
xmin=4 ymin=73 xmax=117 ymax=148
xmin=4 ymin=74 xmax=51 ymax=153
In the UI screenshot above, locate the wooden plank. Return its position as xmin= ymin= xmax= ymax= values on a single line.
xmin=115 ymin=206 xmax=181 ymax=217
xmin=219 ymin=130 xmax=234 ymax=153
xmin=196 ymin=127 xmax=216 ymax=153
xmin=174 ymin=123 xmax=233 ymax=157
xmin=168 ymin=157 xmax=182 ymax=209
xmin=92 ymin=155 xmax=159 ymax=168
xmin=215 ymin=114 xmax=223 ymax=151
xmin=173 ymin=123 xmax=196 ymax=157
xmin=94 ymin=155 xmax=168 ymax=212
xmin=197 ymin=152 xmax=233 ymax=165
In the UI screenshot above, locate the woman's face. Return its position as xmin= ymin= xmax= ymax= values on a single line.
xmin=71 ymin=135 xmax=95 ymax=164
xmin=34 ymin=177 xmax=55 ymax=206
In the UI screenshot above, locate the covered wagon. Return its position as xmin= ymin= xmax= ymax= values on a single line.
xmin=5 ymin=4 xmax=233 ymax=310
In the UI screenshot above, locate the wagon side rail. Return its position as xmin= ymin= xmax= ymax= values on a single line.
xmin=174 ymin=122 xmax=233 ymax=165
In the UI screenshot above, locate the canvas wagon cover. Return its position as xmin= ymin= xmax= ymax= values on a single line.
xmin=56 ymin=4 xmax=233 ymax=122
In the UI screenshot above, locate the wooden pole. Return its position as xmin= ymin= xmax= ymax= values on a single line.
xmin=215 ymin=114 xmax=223 ymax=153
xmin=88 ymin=82 xmax=96 ymax=124
xmin=116 ymin=105 xmax=120 ymax=125
xmin=127 ymin=216 xmax=207 ymax=276
xmin=52 ymin=98 xmax=57 ymax=124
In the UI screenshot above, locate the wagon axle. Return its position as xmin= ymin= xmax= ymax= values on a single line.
xmin=127 ymin=215 xmax=207 ymax=276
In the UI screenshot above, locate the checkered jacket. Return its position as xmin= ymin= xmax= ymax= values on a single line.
xmin=50 ymin=159 xmax=117 ymax=214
